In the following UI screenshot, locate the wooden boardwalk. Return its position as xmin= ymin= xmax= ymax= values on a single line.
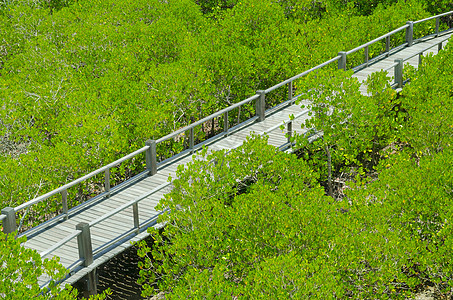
xmin=1 ymin=13 xmax=452 ymax=293
xmin=24 ymin=98 xmax=312 ymax=288
xmin=353 ymin=34 xmax=451 ymax=95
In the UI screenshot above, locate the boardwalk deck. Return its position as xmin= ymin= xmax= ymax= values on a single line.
xmin=353 ymin=34 xmax=451 ymax=95
xmin=4 ymin=19 xmax=452 ymax=292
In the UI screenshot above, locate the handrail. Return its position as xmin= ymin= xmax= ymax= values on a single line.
xmin=265 ymin=56 xmax=342 ymax=93
xmin=383 ymin=34 xmax=451 ymax=89
xmin=346 ymin=24 xmax=409 ymax=56
xmin=89 ymin=181 xmax=171 ymax=228
xmin=89 ymin=107 xmax=312 ymax=259
xmin=402 ymin=35 xmax=451 ymax=63
xmin=413 ymin=11 xmax=453 ymax=24
xmin=156 ymin=94 xmax=260 ymax=144
xmin=3 ymin=9 xmax=453 ymax=239
xmin=14 ymin=146 xmax=150 ymax=212
xmin=383 ymin=33 xmax=451 ymax=73
xmin=40 ymin=230 xmax=81 ymax=258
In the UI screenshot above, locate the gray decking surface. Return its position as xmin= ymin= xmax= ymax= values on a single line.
xmin=21 ymin=32 xmax=452 ymax=288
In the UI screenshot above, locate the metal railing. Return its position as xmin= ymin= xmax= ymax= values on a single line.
xmin=338 ymin=11 xmax=453 ymax=72
xmin=385 ymin=34 xmax=452 ymax=89
xmin=1 ymin=11 xmax=453 ymax=287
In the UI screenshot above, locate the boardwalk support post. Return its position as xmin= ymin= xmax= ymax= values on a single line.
xmin=145 ymin=140 xmax=157 ymax=176
xmin=256 ymin=90 xmax=266 ymax=122
xmin=406 ymin=21 xmax=414 ymax=47
xmin=338 ymin=51 xmax=347 ymax=70
xmin=1 ymin=207 xmax=16 ymax=234
xmin=394 ymin=59 xmax=404 ymax=89
xmin=76 ymin=222 xmax=96 ymax=296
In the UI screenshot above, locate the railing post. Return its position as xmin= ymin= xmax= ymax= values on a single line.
xmin=364 ymin=46 xmax=369 ymax=65
xmin=1 ymin=207 xmax=16 ymax=234
xmin=338 ymin=51 xmax=347 ymax=70
xmin=145 ymin=140 xmax=157 ymax=176
xmin=394 ymin=59 xmax=403 ymax=88
xmin=256 ymin=90 xmax=266 ymax=122
xmin=223 ymin=111 xmax=229 ymax=134
xmin=418 ymin=53 xmax=422 ymax=67
xmin=385 ymin=36 xmax=390 ymax=56
xmin=76 ymin=222 xmax=96 ymax=296
xmin=438 ymin=41 xmax=443 ymax=52
xmin=288 ymin=81 xmax=293 ymax=102
xmin=406 ymin=21 xmax=414 ymax=47
xmin=76 ymin=222 xmax=93 ymax=266
xmin=133 ymin=202 xmax=139 ymax=234
xmin=62 ymin=190 xmax=68 ymax=220
xmin=435 ymin=17 xmax=440 ymax=37
xmin=104 ymin=169 xmax=110 ymax=198
xmin=287 ymin=121 xmax=292 ymax=147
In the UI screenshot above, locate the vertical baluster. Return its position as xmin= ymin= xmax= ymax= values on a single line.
xmin=288 ymin=81 xmax=293 ymax=102
xmin=189 ymin=127 xmax=194 ymax=154
xmin=385 ymin=35 xmax=390 ymax=56
xmin=364 ymin=46 xmax=369 ymax=65
xmin=133 ymin=202 xmax=139 ymax=233
xmin=438 ymin=41 xmax=443 ymax=52
xmin=62 ymin=189 xmax=68 ymax=220
xmin=104 ymin=169 xmax=110 ymax=198
xmin=418 ymin=53 xmax=422 ymax=67
xmin=287 ymin=121 xmax=293 ymax=147
xmin=223 ymin=111 xmax=229 ymax=135
xmin=435 ymin=17 xmax=440 ymax=37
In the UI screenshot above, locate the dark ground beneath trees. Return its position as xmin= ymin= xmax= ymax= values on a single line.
xmin=73 ymin=237 xmax=153 ymax=300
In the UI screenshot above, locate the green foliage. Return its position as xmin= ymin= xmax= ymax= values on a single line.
xmin=295 ymin=68 xmax=401 ymax=194
xmin=137 ymin=9 xmax=453 ymax=298
xmin=0 ymin=0 xmax=441 ymax=226
xmin=0 ymin=230 xmax=75 ymax=299
xmin=399 ymin=42 xmax=453 ymax=155
xmin=0 ymin=230 xmax=112 ymax=298
xmin=138 ymin=135 xmax=330 ymax=297
xmin=139 ymin=136 xmax=453 ymax=298
xmin=344 ymin=147 xmax=453 ymax=297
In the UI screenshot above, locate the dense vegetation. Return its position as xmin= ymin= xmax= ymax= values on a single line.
xmin=138 ymin=41 xmax=453 ymax=298
xmin=0 ymin=0 xmax=452 ymax=298
xmin=0 ymin=0 xmax=447 ymax=220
